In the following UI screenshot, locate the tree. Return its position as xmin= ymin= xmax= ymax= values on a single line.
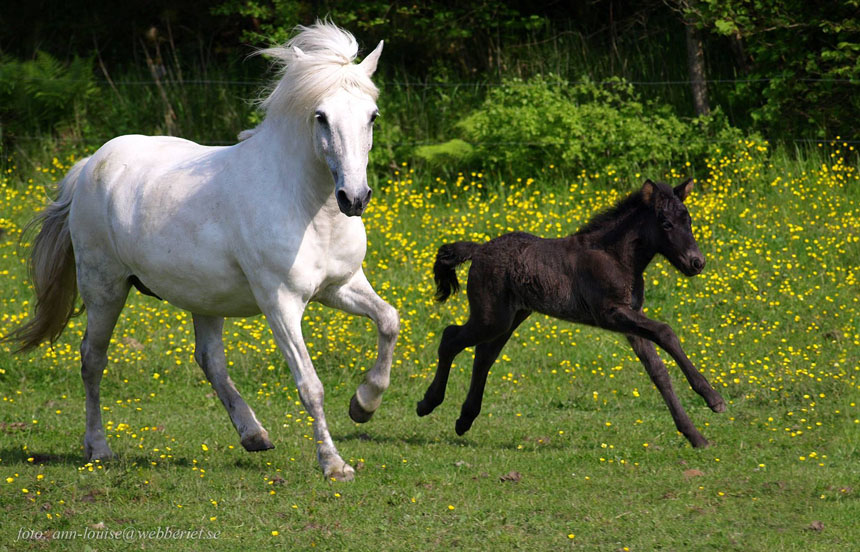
xmin=683 ymin=0 xmax=860 ymax=137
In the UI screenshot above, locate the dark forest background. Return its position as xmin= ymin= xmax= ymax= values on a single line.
xmin=2 ymin=1 xmax=858 ymax=177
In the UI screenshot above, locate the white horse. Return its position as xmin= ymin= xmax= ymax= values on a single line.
xmin=5 ymin=21 xmax=398 ymax=481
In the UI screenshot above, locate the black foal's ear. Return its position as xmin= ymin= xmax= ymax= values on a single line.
xmin=674 ymin=178 xmax=694 ymax=202
xmin=641 ymin=179 xmax=656 ymax=205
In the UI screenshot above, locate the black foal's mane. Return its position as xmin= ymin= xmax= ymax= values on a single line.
xmin=573 ymin=190 xmax=647 ymax=236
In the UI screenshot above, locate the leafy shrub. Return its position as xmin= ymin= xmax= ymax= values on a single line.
xmin=420 ymin=74 xmax=748 ymax=176
xmin=0 ymin=52 xmax=98 ymax=143
xmin=414 ymin=139 xmax=474 ymax=166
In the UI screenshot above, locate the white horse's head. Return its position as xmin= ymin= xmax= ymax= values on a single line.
xmin=313 ymin=42 xmax=382 ymax=217
xmin=254 ymin=22 xmax=383 ymax=217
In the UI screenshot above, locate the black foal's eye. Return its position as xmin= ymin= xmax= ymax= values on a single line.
xmin=661 ymin=220 xmax=674 ymax=231
xmin=315 ymin=111 xmax=328 ymax=125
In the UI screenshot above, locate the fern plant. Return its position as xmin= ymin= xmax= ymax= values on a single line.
xmin=0 ymin=51 xmax=98 ymax=143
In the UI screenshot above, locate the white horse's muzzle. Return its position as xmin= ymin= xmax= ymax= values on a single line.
xmin=335 ymin=185 xmax=372 ymax=217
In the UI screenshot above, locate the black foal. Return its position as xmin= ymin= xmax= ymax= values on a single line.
xmin=417 ymin=179 xmax=726 ymax=448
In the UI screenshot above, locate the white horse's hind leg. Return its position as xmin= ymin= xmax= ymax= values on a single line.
xmin=192 ymin=314 xmax=273 ymax=452
xmin=78 ymin=277 xmax=129 ymax=462
xmin=262 ymin=296 xmax=354 ymax=481
xmin=318 ymin=270 xmax=399 ymax=422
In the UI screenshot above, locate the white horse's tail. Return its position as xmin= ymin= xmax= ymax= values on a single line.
xmin=3 ymin=158 xmax=90 ymax=352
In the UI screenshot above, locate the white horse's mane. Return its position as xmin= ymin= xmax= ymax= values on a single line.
xmin=257 ymin=20 xmax=379 ymax=121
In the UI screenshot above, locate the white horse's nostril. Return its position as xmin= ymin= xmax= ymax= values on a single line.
xmin=336 ymin=189 xmax=349 ymax=207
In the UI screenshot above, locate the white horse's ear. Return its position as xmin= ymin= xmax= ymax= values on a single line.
xmin=359 ymin=41 xmax=383 ymax=77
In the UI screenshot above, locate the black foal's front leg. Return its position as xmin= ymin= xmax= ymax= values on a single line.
xmin=455 ymin=310 xmax=530 ymax=435
xmin=605 ymin=306 xmax=726 ymax=413
xmin=417 ymin=323 xmax=473 ymax=416
xmin=627 ymin=335 xmax=709 ymax=447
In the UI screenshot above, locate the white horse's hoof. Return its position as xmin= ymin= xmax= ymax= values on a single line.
xmin=325 ymin=463 xmax=355 ymax=482
xmin=349 ymin=394 xmax=375 ymax=423
xmin=241 ymin=431 xmax=275 ymax=452
xmin=84 ymin=442 xmax=115 ymax=462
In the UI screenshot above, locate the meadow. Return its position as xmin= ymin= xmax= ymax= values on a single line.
xmin=0 ymin=142 xmax=858 ymax=550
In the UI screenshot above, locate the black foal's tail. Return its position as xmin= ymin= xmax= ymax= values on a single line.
xmin=434 ymin=241 xmax=480 ymax=302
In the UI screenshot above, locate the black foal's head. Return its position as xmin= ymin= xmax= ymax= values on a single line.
xmin=642 ymin=179 xmax=705 ymax=276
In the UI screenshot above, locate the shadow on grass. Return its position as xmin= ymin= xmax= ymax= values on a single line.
xmin=0 ymin=447 xmax=194 ymax=468
xmin=338 ymin=430 xmax=472 ymax=448
xmin=337 ymin=429 xmax=571 ymax=451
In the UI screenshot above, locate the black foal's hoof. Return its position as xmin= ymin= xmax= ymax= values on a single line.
xmin=709 ymin=397 xmax=727 ymax=413
xmin=349 ymin=394 xmax=374 ymax=423
xmin=454 ymin=417 xmax=474 ymax=436
xmin=416 ymin=399 xmax=436 ymax=417
xmin=690 ymin=435 xmax=710 ymax=448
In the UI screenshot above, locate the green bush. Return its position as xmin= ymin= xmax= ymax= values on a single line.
xmin=420 ymin=74 xmax=748 ymax=177
xmin=0 ymin=52 xmax=98 ymax=143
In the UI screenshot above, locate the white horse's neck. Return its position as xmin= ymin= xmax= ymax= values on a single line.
xmin=243 ymin=115 xmax=339 ymax=216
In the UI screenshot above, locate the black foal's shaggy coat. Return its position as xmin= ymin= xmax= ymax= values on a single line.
xmin=417 ymin=179 xmax=726 ymax=448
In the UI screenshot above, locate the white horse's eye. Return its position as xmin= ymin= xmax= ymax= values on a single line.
xmin=370 ymin=111 xmax=379 ymax=124
xmin=315 ymin=111 xmax=328 ymax=125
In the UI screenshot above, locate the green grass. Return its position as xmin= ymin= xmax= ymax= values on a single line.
xmin=0 ymin=143 xmax=858 ymax=550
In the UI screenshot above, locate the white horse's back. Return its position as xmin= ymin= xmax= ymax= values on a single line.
xmin=71 ymin=134 xmax=259 ymax=315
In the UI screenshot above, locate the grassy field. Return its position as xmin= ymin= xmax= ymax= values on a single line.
xmin=0 ymin=142 xmax=858 ymax=550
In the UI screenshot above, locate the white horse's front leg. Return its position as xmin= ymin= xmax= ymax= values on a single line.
xmin=319 ymin=269 xmax=399 ymax=423
xmin=262 ymin=293 xmax=354 ymax=481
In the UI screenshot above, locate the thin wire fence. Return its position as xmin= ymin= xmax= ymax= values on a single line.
xmin=4 ymin=76 xmax=858 ymax=146
xmin=7 ymin=135 xmax=859 ymax=147
xmin=13 ymin=76 xmax=860 ymax=87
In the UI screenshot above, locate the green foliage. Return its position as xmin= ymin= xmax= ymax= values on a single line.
xmin=687 ymin=0 xmax=860 ymax=137
xmin=2 ymin=1 xmax=853 ymax=174
xmin=431 ymin=75 xmax=747 ymax=176
xmin=212 ymin=0 xmax=303 ymax=45
xmin=414 ymin=139 xmax=474 ymax=166
xmin=0 ymin=52 xmax=98 ymax=142
xmin=212 ymin=0 xmax=547 ymax=75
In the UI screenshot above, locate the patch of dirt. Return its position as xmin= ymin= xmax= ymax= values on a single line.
xmin=806 ymin=520 xmax=825 ymax=532
xmin=122 ymin=337 xmax=144 ymax=350
xmin=823 ymin=330 xmax=843 ymax=342
xmin=763 ymin=481 xmax=787 ymax=491
xmin=0 ymin=422 xmax=28 ymax=433
xmin=499 ymin=471 xmax=522 ymax=483
xmin=683 ymin=469 xmax=705 ymax=480
xmin=80 ymin=489 xmax=104 ymax=503
xmin=269 ymin=474 xmax=286 ymax=485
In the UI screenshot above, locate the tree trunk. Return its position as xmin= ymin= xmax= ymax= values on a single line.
xmin=730 ymin=30 xmax=750 ymax=74
xmin=685 ymin=17 xmax=710 ymax=116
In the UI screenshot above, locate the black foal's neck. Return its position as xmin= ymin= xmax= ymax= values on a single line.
xmin=575 ymin=191 xmax=657 ymax=273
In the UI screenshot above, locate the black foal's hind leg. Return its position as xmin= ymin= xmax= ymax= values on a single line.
xmin=417 ymin=323 xmax=474 ymax=416
xmin=627 ymin=335 xmax=709 ymax=448
xmin=604 ymin=306 xmax=726 ymax=413
xmin=455 ymin=311 xmax=530 ymax=435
